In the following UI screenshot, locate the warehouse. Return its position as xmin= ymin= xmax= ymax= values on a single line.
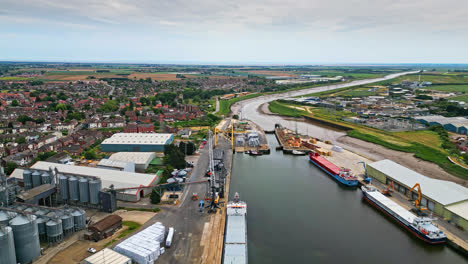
xmin=109 ymin=152 xmax=156 ymax=172
xmin=97 ymin=159 xmax=135 ymax=172
xmin=415 ymin=115 xmax=468 ymax=135
xmin=83 ymin=248 xmax=131 ymax=264
xmin=12 ymin=161 xmax=161 ymax=202
xmin=101 ymin=133 xmax=174 ymax=152
xmin=367 ymin=159 xmax=468 ymax=229
xmin=85 ymin=214 xmax=122 ymax=241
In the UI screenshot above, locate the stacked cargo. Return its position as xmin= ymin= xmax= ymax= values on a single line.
xmin=114 ymin=222 xmax=166 ymax=264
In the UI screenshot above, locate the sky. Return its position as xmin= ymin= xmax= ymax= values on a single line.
xmin=1 ymin=0 xmax=468 ymax=64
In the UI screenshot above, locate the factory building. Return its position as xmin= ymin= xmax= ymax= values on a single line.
xmin=367 ymin=159 xmax=468 ymax=230
xmin=101 ymin=133 xmax=174 ymax=152
xmin=83 ymin=248 xmax=131 ymax=264
xmin=415 ymin=115 xmax=468 ymax=135
xmin=97 ymin=159 xmax=135 ymax=172
xmin=108 ymin=152 xmax=156 ymax=172
xmin=11 ymin=161 xmax=161 ymax=202
xmin=16 ymin=184 xmax=56 ymax=205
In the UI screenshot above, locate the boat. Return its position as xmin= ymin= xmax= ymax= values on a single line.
xmin=308 ymin=152 xmax=358 ymax=186
xmin=292 ymin=150 xmax=306 ymax=155
xmin=223 ymin=192 xmax=247 ymax=264
xmin=248 ymin=150 xmax=263 ymax=156
xmin=361 ymin=185 xmax=446 ymax=244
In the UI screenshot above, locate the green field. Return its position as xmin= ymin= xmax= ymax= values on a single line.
xmin=425 ymin=84 xmax=468 ymax=92
xmin=390 ymin=73 xmax=468 ymax=84
xmin=450 ymin=94 xmax=468 ymax=103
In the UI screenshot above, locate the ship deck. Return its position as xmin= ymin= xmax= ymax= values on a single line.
xmin=310 ymin=155 xmax=340 ymax=175
xmin=367 ymin=190 xmax=416 ymax=223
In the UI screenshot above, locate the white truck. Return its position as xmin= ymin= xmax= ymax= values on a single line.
xmin=165 ymin=227 xmax=174 ymax=248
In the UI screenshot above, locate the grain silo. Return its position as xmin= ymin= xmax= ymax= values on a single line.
xmin=58 ymin=174 xmax=69 ymax=202
xmin=89 ymin=179 xmax=102 ymax=205
xmin=41 ymin=171 xmax=52 ymax=185
xmin=9 ymin=214 xmax=40 ymax=264
xmin=0 ymin=226 xmax=17 ymax=264
xmin=72 ymin=208 xmax=86 ymax=231
xmin=46 ymin=218 xmax=63 ymax=243
xmin=61 ymin=213 xmax=74 ymax=236
xmin=31 ymin=170 xmax=42 ymax=188
xmin=79 ymin=177 xmax=90 ymax=203
xmin=36 ymin=217 xmax=47 ymax=241
xmin=22 ymin=170 xmax=32 ymax=190
xmin=0 ymin=186 xmax=7 ymax=206
xmin=0 ymin=210 xmax=16 ymax=226
xmin=68 ymin=176 xmax=79 ymax=201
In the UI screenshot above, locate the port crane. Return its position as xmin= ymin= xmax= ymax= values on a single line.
xmin=357 ymin=162 xmax=371 ymax=183
xmin=408 ymin=183 xmax=427 ymax=211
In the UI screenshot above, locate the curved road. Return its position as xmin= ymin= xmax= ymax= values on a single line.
xmin=232 ymin=71 xmax=418 ymax=142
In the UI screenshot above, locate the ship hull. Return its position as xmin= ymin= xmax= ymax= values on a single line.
xmin=308 ymin=158 xmax=358 ymax=187
xmin=362 ymin=190 xmax=446 ymax=244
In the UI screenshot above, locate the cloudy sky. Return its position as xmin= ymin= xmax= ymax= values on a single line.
xmin=1 ymin=0 xmax=468 ymax=64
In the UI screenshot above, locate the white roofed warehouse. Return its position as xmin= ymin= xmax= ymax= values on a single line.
xmin=101 ymin=133 xmax=174 ymax=152
xmin=11 ymin=161 xmax=163 ymax=202
xmin=367 ymin=159 xmax=468 ymax=230
xmin=84 ymin=248 xmax=131 ymax=264
xmin=108 ymin=152 xmax=156 ymax=172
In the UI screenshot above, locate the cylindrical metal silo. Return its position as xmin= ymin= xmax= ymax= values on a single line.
xmin=68 ymin=176 xmax=79 ymax=201
xmin=72 ymin=209 xmax=86 ymax=231
xmin=31 ymin=170 xmax=42 ymax=188
xmin=59 ymin=174 xmax=69 ymax=202
xmin=0 ymin=226 xmax=17 ymax=264
xmin=24 ymin=207 xmax=35 ymax=213
xmin=46 ymin=219 xmax=63 ymax=243
xmin=79 ymin=178 xmax=89 ymax=203
xmin=14 ymin=205 xmax=26 ymax=211
xmin=0 ymin=187 xmax=7 ymax=206
xmin=35 ymin=209 xmax=49 ymax=216
xmin=36 ymin=217 xmax=47 ymax=241
xmin=41 ymin=171 xmax=51 ymax=185
xmin=0 ymin=210 xmax=16 ymax=226
xmin=89 ymin=179 xmax=102 ymax=205
xmin=61 ymin=213 xmax=74 ymax=236
xmin=23 ymin=170 xmax=32 ymax=190
xmin=9 ymin=214 xmax=40 ymax=264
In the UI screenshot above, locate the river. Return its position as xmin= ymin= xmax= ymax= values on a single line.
xmin=229 ymin=134 xmax=466 ymax=264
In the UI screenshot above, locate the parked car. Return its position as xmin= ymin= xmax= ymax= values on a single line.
xmin=88 ymin=248 xmax=97 ymax=253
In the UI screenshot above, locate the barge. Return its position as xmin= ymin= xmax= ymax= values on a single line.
xmin=308 ymin=152 xmax=358 ymax=186
xmin=223 ymin=192 xmax=247 ymax=264
xmin=361 ymin=185 xmax=446 ymax=244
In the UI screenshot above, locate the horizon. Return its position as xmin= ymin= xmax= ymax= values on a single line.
xmin=2 ymin=0 xmax=468 ymax=64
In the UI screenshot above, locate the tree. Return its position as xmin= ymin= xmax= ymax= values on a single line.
xmin=15 ymin=137 xmax=26 ymax=144
xmin=164 ymin=144 xmax=186 ymax=169
xmin=98 ymin=100 xmax=119 ymax=112
xmin=232 ymin=114 xmax=239 ymax=119
xmin=179 ymin=141 xmax=196 ymax=155
xmin=150 ymin=189 xmax=161 ymax=204
xmin=56 ymin=103 xmax=67 ymax=111
xmin=11 ymin=100 xmax=19 ymax=107
xmin=17 ymin=115 xmax=33 ymax=124
xmin=84 ymin=150 xmax=98 ymax=160
xmin=5 ymin=162 xmax=18 ymax=175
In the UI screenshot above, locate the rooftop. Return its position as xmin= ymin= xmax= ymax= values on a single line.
xmin=102 ymin=133 xmax=173 ymax=145
xmin=84 ymin=248 xmax=131 ymax=264
xmin=369 ymin=159 xmax=468 ymax=206
xmin=109 ymin=152 xmax=156 ymax=165
xmin=12 ymin=161 xmax=158 ymax=195
xmin=97 ymin=159 xmax=134 ymax=169
xmin=445 ymin=201 xmax=468 ymax=220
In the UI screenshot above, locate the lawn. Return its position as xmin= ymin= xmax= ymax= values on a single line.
xmin=390 ymin=73 xmax=468 ymax=85
xmin=425 ymin=84 xmax=468 ymax=92
xmin=218 ymin=93 xmax=263 ymax=116
xmin=449 ymin=94 xmax=468 ymax=103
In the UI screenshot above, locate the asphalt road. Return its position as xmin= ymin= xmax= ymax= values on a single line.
xmin=134 ymin=133 xmax=232 ymax=263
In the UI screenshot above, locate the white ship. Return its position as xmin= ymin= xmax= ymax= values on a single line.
xmin=223 ymin=192 xmax=247 ymax=264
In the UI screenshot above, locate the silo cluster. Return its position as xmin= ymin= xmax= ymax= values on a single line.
xmin=23 ymin=169 xmax=55 ymax=190
xmin=0 ymin=204 xmax=87 ymax=263
xmin=59 ymin=174 xmax=101 ymax=206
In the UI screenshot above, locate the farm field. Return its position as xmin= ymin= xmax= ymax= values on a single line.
xmin=425 ymin=84 xmax=468 ymax=92
xmin=389 ymin=73 xmax=468 ymax=84
xmin=449 ymin=94 xmax=468 ymax=103
xmin=244 ymin=70 xmax=298 ymax=77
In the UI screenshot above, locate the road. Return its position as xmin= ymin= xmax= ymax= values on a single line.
xmin=133 ymin=132 xmax=232 ymax=263
xmin=212 ymin=97 xmax=220 ymax=115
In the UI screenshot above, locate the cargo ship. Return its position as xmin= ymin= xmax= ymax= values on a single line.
xmin=223 ymin=192 xmax=247 ymax=264
xmin=308 ymin=152 xmax=358 ymax=186
xmin=361 ymin=185 xmax=446 ymax=244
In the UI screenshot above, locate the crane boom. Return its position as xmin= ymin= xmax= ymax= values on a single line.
xmin=408 ymin=183 xmax=427 ymax=211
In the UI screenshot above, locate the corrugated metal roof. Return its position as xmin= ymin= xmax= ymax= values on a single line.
xmin=369 ymin=159 xmax=468 ymax=205
xmin=11 ymin=161 xmax=158 ymax=195
xmin=223 ymin=244 xmax=246 ymax=264
xmin=102 ymin=133 xmax=173 ymax=145
xmin=84 ymin=248 xmax=130 ymax=264
xmin=98 ymin=159 xmax=134 ymax=169
xmin=89 ymin=215 xmax=122 ymax=233
xmin=109 ymin=152 xmax=155 ymax=165
xmin=445 ymin=201 xmax=468 ymax=220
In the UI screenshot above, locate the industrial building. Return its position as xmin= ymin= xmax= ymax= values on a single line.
xmin=101 ymin=133 xmax=174 ymax=152
xmin=367 ymin=159 xmax=468 ymax=230
xmin=97 ymin=159 xmax=135 ymax=172
xmin=11 ymin=161 xmax=161 ymax=202
xmin=108 ymin=152 xmax=156 ymax=172
xmin=84 ymin=248 xmax=131 ymax=264
xmin=85 ymin=214 xmax=122 ymax=241
xmin=415 ymin=115 xmax=468 ymax=135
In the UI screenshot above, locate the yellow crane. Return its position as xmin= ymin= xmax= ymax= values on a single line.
xmin=408 ymin=183 xmax=427 ymax=211
xmin=214 ymin=125 xmax=249 ymax=148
